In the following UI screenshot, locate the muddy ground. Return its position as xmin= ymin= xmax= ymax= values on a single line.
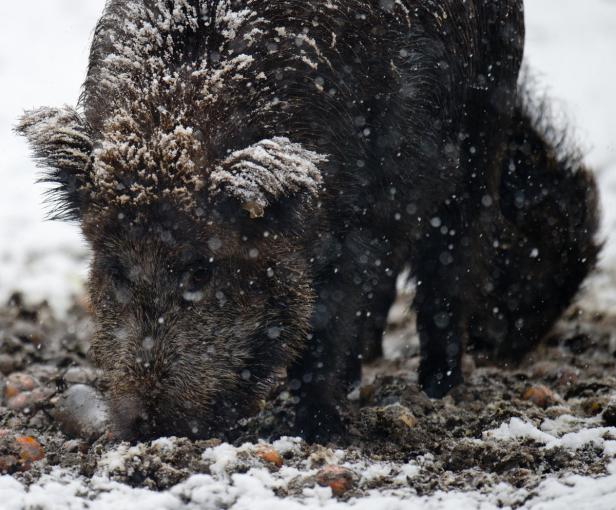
xmin=1 ymin=287 xmax=615 ymax=504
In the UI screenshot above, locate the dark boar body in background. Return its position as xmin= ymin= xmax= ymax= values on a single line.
xmin=18 ymin=0 xmax=599 ymax=442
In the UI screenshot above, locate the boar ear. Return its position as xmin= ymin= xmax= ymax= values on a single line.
xmin=210 ymin=137 xmax=327 ymax=219
xmin=16 ymin=106 xmax=93 ymax=220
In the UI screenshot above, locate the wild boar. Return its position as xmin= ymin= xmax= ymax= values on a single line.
xmin=18 ymin=0 xmax=599 ymax=442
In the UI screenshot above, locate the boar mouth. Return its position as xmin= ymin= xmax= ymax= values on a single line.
xmin=109 ymin=395 xmax=216 ymax=441
xmin=105 ymin=380 xmax=217 ymax=441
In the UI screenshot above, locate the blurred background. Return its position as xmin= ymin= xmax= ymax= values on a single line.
xmin=0 ymin=0 xmax=615 ymax=313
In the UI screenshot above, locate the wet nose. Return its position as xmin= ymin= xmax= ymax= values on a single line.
xmin=131 ymin=413 xmax=155 ymax=439
xmin=112 ymin=398 xmax=158 ymax=440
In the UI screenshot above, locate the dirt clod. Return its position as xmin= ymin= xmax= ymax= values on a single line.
xmin=0 ymin=293 xmax=615 ymax=500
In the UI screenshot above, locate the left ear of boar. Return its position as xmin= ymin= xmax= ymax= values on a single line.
xmin=16 ymin=106 xmax=93 ymax=220
xmin=210 ymin=137 xmax=327 ymax=218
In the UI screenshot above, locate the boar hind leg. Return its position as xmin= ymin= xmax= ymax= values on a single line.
xmin=468 ymin=93 xmax=600 ymax=360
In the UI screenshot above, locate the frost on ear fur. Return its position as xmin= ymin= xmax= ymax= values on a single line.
xmin=16 ymin=106 xmax=93 ymax=220
xmin=210 ymin=138 xmax=327 ymax=218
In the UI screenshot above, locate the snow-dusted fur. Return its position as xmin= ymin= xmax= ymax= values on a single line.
xmin=21 ymin=0 xmax=329 ymax=218
xmin=18 ymin=0 xmax=599 ymax=442
xmin=16 ymin=106 xmax=93 ymax=219
xmin=212 ymin=137 xmax=326 ymax=218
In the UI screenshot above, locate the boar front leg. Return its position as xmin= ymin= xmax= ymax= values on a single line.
xmin=289 ymin=234 xmax=399 ymax=443
xmin=413 ymin=200 xmax=489 ymax=399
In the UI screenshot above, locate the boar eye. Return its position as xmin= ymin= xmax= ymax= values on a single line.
xmin=105 ymin=261 xmax=132 ymax=304
xmin=180 ymin=266 xmax=211 ymax=294
xmin=108 ymin=262 xmax=130 ymax=285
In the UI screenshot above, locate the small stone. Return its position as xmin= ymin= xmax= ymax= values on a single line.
xmin=0 ymin=433 xmax=45 ymax=473
xmin=7 ymin=393 xmax=30 ymax=411
xmin=3 ymin=372 xmax=52 ymax=412
xmin=522 ymin=385 xmax=559 ymax=408
xmin=16 ymin=436 xmax=45 ymax=465
xmin=315 ymin=465 xmax=355 ymax=497
xmin=255 ymin=445 xmax=283 ymax=468
xmin=12 ymin=321 xmax=45 ymax=346
xmin=359 ymin=403 xmax=418 ymax=441
xmin=394 ymin=407 xmax=418 ymax=429
xmin=63 ymin=367 xmax=97 ymax=385
xmin=7 ymin=386 xmax=54 ymax=412
xmin=62 ymin=439 xmax=84 ymax=453
xmin=28 ymin=410 xmax=51 ymax=429
xmin=53 ymin=385 xmax=110 ymax=441
xmin=0 ymin=354 xmax=18 ymax=375
xmin=602 ymin=402 xmax=616 ymax=427
xmin=4 ymin=373 xmax=38 ymax=399
xmin=381 ymin=403 xmax=418 ymax=428
xmin=307 ymin=446 xmax=338 ymax=468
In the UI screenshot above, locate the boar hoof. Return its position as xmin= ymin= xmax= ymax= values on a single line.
xmin=420 ymin=369 xmax=464 ymax=399
xmin=293 ymin=402 xmax=345 ymax=444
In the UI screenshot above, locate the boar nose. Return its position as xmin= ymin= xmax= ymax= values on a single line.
xmin=130 ymin=414 xmax=155 ymax=439
xmin=113 ymin=397 xmax=158 ymax=440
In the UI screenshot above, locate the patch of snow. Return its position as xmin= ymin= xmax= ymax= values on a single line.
xmin=485 ymin=416 xmax=616 ymax=456
xmin=395 ymin=462 xmax=421 ymax=482
xmin=272 ymin=436 xmax=303 ymax=455
xmin=202 ymin=442 xmax=240 ymax=478
xmin=151 ymin=437 xmax=177 ymax=451
xmin=526 ymin=460 xmax=616 ymax=510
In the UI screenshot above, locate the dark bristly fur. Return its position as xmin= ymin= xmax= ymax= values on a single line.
xmin=17 ymin=0 xmax=599 ymax=442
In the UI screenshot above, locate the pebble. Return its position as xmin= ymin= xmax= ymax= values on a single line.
xmin=63 ymin=367 xmax=98 ymax=385
xmin=359 ymin=403 xmax=418 ymax=442
xmin=2 ymin=372 xmax=53 ymax=412
xmin=52 ymin=384 xmax=110 ymax=442
xmin=315 ymin=465 xmax=356 ymax=497
xmin=522 ymin=385 xmax=559 ymax=408
xmin=255 ymin=445 xmax=283 ymax=468
xmin=4 ymin=372 xmax=37 ymax=397
xmin=16 ymin=436 xmax=45 ymax=464
xmin=0 ymin=354 xmax=19 ymax=375
xmin=0 ymin=434 xmax=45 ymax=473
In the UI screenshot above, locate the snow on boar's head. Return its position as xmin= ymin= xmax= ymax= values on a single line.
xmin=17 ymin=0 xmax=335 ymax=439
xmin=17 ymin=109 xmax=325 ymax=439
xmin=17 ymin=0 xmax=336 ymax=439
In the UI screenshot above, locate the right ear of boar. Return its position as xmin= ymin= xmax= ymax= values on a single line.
xmin=209 ymin=137 xmax=327 ymax=219
xmin=16 ymin=106 xmax=93 ymax=220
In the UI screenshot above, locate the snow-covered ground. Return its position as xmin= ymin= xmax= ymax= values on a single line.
xmin=0 ymin=1 xmax=615 ymax=508
xmin=2 ymin=417 xmax=616 ymax=510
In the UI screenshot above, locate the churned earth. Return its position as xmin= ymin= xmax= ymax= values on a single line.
xmin=0 ymin=283 xmax=616 ymax=509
